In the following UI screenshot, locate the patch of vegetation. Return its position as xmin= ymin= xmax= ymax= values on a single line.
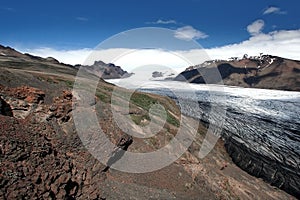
xmin=166 ymin=111 xmax=180 ymax=127
xmin=102 ymin=85 xmax=114 ymax=92
xmin=64 ymin=80 xmax=74 ymax=88
xmin=130 ymin=92 xmax=157 ymax=110
xmin=1 ymin=61 xmax=32 ymax=68
xmin=96 ymin=91 xmax=110 ymax=103
xmin=106 ymin=89 xmax=180 ymax=127
xmin=130 ymin=92 xmax=180 ymax=127
xmin=36 ymin=76 xmax=43 ymax=81
xmin=130 ymin=114 xmax=150 ymax=126
xmin=55 ymin=78 xmax=74 ymax=88
xmin=37 ymin=76 xmax=58 ymax=84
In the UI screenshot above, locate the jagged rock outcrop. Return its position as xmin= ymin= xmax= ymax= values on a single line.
xmin=152 ymin=71 xmax=163 ymax=78
xmin=45 ymin=57 xmax=60 ymax=64
xmin=0 ymin=85 xmax=45 ymax=119
xmin=78 ymin=60 xmax=133 ymax=79
xmin=47 ymin=90 xmax=73 ymax=123
xmin=0 ymin=85 xmax=45 ymax=104
xmin=0 ymin=45 xmax=26 ymax=58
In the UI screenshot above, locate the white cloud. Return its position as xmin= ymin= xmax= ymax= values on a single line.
xmin=76 ymin=17 xmax=89 ymax=21
xmin=113 ymin=49 xmax=194 ymax=73
xmin=20 ymin=47 xmax=92 ymax=65
xmin=205 ymin=29 xmax=300 ymax=61
xmin=247 ymin=19 xmax=265 ymax=36
xmin=174 ymin=26 xmax=208 ymax=41
xmin=1 ymin=7 xmax=15 ymax=12
xmin=19 ymin=29 xmax=300 ymax=71
xmin=263 ymin=6 xmax=286 ymax=15
xmin=150 ymin=19 xmax=177 ymax=24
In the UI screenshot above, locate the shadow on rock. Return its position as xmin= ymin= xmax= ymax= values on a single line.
xmin=102 ymin=135 xmax=133 ymax=172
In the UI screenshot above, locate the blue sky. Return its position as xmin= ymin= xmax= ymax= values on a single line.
xmin=1 ymin=0 xmax=300 ymax=65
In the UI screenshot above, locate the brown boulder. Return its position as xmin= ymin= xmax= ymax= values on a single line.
xmin=0 ymin=85 xmax=45 ymax=104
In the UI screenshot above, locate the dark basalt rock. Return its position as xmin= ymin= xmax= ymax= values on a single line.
xmin=152 ymin=71 xmax=163 ymax=78
xmin=0 ymin=96 xmax=13 ymax=117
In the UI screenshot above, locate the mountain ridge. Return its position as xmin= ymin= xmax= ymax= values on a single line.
xmin=75 ymin=60 xmax=133 ymax=79
xmin=174 ymin=54 xmax=300 ymax=91
xmin=0 ymin=45 xmax=131 ymax=79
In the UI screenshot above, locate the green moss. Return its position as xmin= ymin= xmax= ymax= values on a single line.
xmin=129 ymin=92 xmax=180 ymax=127
xmin=130 ymin=115 xmax=146 ymax=125
xmin=64 ymin=80 xmax=74 ymax=87
xmin=166 ymin=111 xmax=180 ymax=127
xmin=95 ymin=86 xmax=113 ymax=103
xmin=130 ymin=93 xmax=157 ymax=110
xmin=96 ymin=91 xmax=110 ymax=103
xmin=54 ymin=78 xmax=74 ymax=88
xmin=97 ymin=88 xmax=180 ymax=128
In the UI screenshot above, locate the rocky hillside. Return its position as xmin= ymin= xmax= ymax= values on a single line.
xmin=175 ymin=55 xmax=300 ymax=91
xmin=0 ymin=47 xmax=296 ymax=199
xmin=76 ymin=61 xmax=133 ymax=79
xmin=0 ymin=45 xmax=61 ymax=65
xmin=0 ymin=45 xmax=131 ymax=79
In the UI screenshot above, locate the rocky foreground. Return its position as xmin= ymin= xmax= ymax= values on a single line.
xmin=0 ymin=85 xmax=295 ymax=200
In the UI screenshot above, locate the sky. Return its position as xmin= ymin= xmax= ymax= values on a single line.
xmin=1 ymin=0 xmax=300 ymax=70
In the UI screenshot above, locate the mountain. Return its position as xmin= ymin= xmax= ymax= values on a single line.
xmin=174 ymin=55 xmax=300 ymax=91
xmin=0 ymin=46 xmax=296 ymax=199
xmin=0 ymin=45 xmax=131 ymax=79
xmin=151 ymin=70 xmax=177 ymax=80
xmin=0 ymin=44 xmax=62 ymax=65
xmin=76 ymin=61 xmax=133 ymax=79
